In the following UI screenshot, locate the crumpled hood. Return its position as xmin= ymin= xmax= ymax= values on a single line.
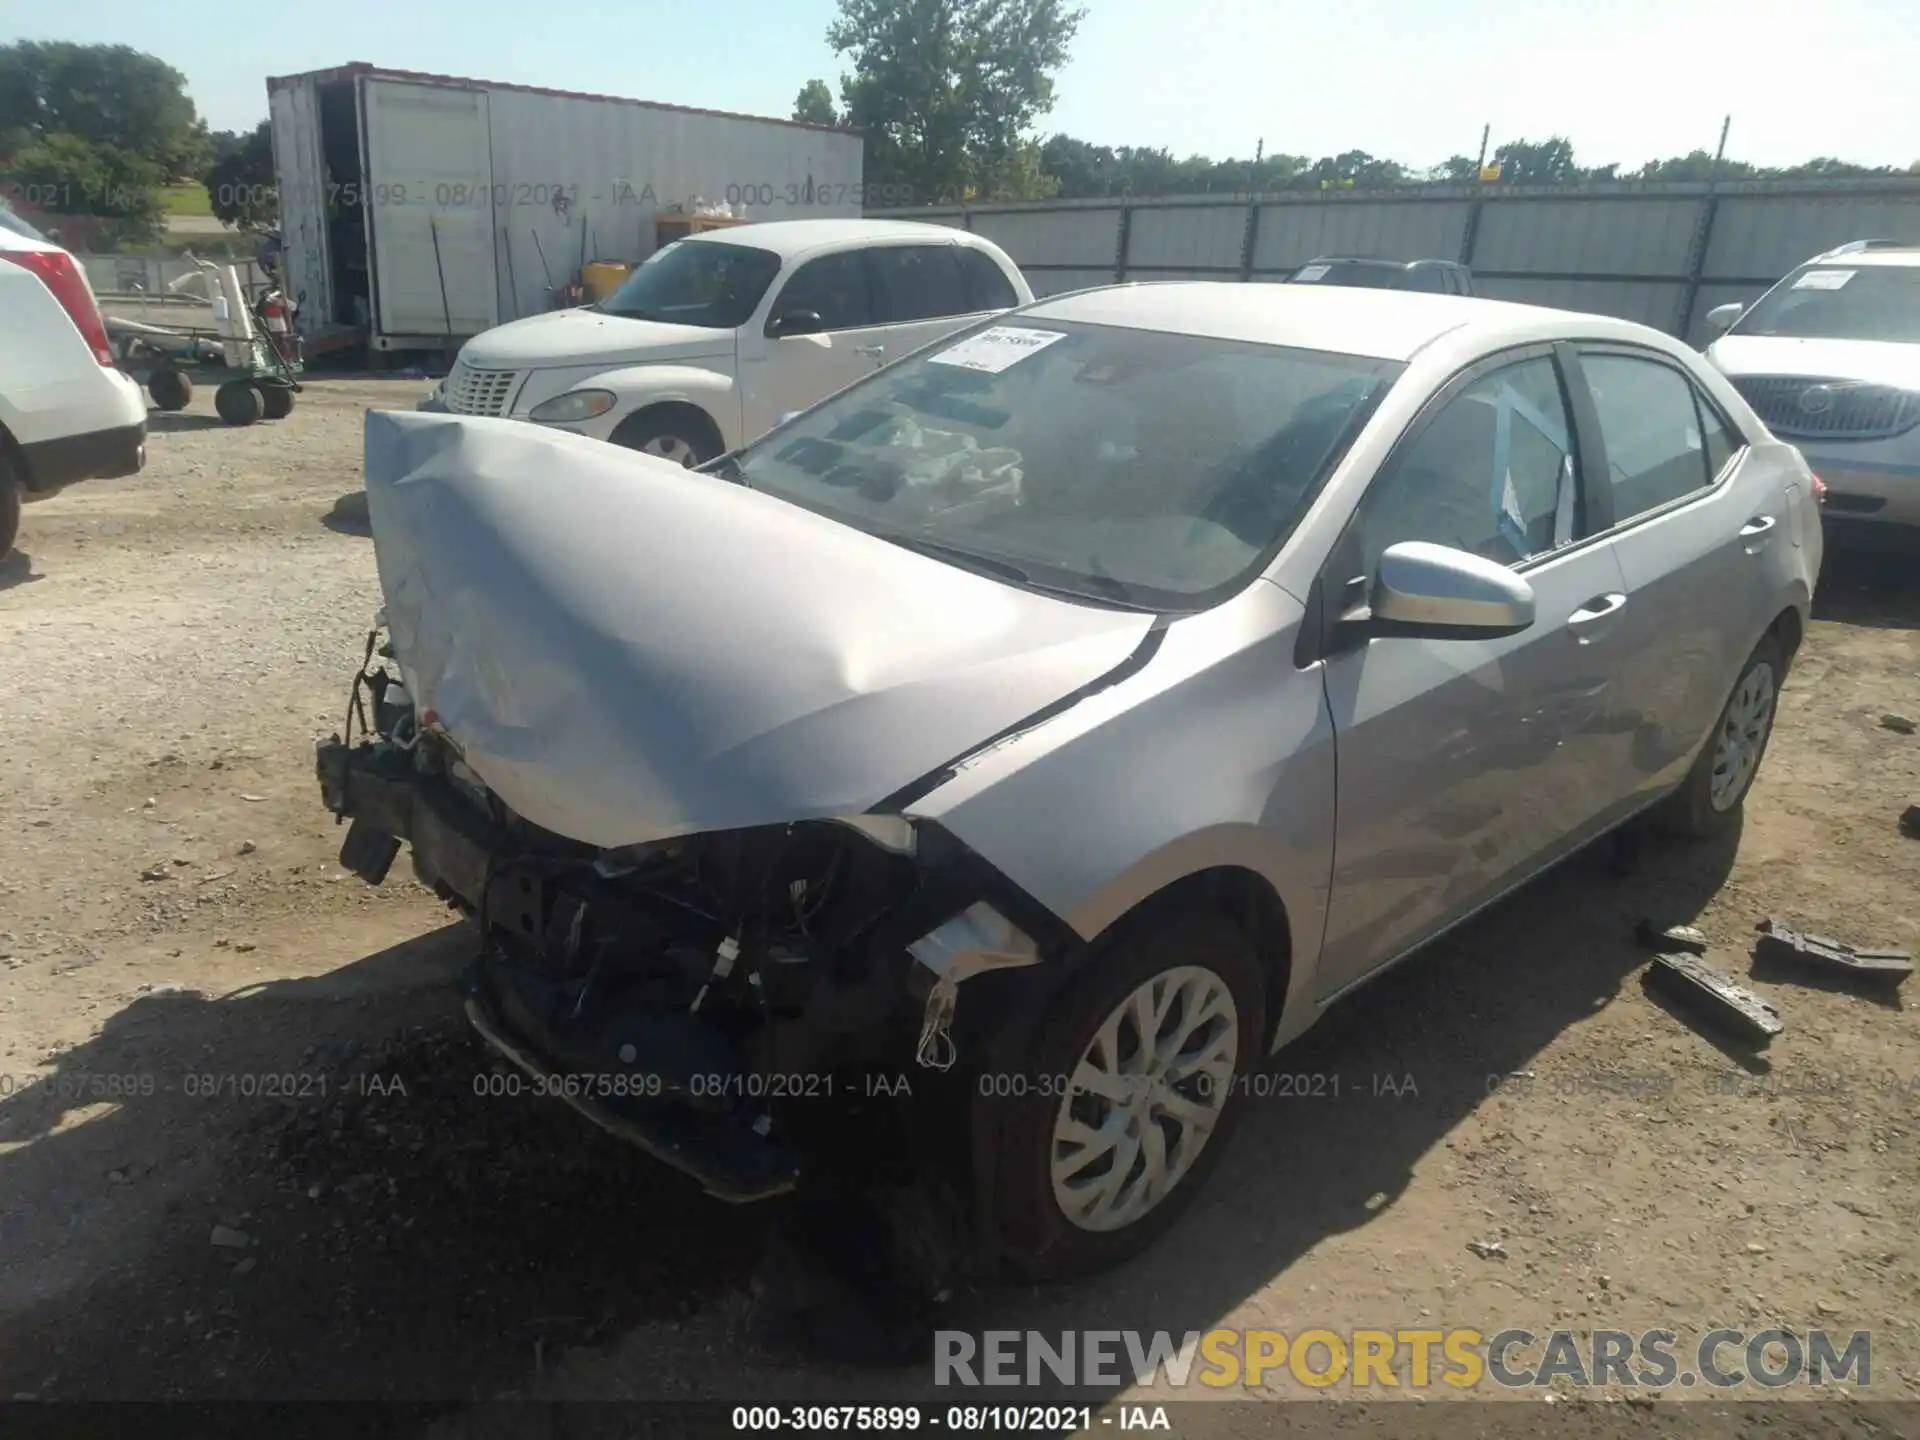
xmin=362 ymin=411 xmax=1155 ymax=848
xmin=1708 ymin=334 xmax=1920 ymax=390
xmin=459 ymin=308 xmax=732 ymax=370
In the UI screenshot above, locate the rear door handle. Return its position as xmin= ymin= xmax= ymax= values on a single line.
xmin=1741 ymin=513 xmax=1777 ymax=552
xmin=1566 ymin=592 xmax=1628 ymax=642
xmin=854 ymin=344 xmax=886 ymax=359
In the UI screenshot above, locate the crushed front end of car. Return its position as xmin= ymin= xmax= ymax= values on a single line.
xmin=318 ymin=689 xmax=1048 ymax=1201
xmin=312 ymin=411 xmax=1146 ymax=1202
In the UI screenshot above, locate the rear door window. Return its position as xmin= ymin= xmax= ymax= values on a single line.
xmin=1579 ymin=352 xmax=1718 ymax=524
xmin=958 ymin=247 xmax=1019 ymax=311
xmin=870 ymin=245 xmax=972 ymax=323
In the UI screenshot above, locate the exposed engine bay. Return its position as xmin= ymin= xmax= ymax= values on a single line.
xmin=315 ymin=633 xmax=1060 ymax=1202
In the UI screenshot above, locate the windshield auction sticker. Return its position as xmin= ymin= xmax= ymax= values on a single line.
xmin=928 ymin=325 xmax=1068 ymax=373
xmin=1792 ymin=269 xmax=1855 ymax=290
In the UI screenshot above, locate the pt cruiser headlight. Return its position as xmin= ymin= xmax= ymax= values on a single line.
xmin=527 ymin=389 xmax=618 ymax=424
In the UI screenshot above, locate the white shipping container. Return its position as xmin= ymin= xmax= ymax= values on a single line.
xmin=265 ymin=64 xmax=865 ymax=351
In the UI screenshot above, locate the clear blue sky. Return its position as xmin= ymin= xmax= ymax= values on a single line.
xmin=14 ymin=0 xmax=1915 ymax=170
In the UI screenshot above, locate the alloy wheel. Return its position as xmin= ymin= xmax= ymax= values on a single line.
xmin=1049 ymin=965 xmax=1238 ymax=1233
xmin=1708 ymin=660 xmax=1776 ymax=811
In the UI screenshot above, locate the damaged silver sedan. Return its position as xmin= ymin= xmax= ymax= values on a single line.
xmin=318 ymin=282 xmax=1820 ymax=1275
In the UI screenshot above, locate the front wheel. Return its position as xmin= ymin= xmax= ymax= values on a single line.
xmin=610 ymin=411 xmax=718 ymax=468
xmin=984 ymin=910 xmax=1264 ymax=1278
xmin=214 ymin=379 xmax=264 ymax=426
xmin=1656 ymin=634 xmax=1784 ymax=838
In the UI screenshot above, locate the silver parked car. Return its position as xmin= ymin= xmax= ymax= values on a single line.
xmin=321 ymin=282 xmax=1820 ymax=1276
xmin=1703 ymin=238 xmax=1920 ymax=543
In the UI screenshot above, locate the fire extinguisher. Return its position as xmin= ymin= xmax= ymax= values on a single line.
xmin=258 ymin=289 xmax=299 ymax=366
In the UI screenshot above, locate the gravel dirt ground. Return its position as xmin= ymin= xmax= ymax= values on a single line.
xmin=0 ymin=379 xmax=1916 ymax=1424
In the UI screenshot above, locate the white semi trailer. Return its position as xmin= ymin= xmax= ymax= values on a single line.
xmin=265 ymin=63 xmax=865 ymax=353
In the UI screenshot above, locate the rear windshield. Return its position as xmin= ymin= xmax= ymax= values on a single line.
xmin=1733 ymin=264 xmax=1920 ymax=344
xmin=729 ymin=319 xmax=1401 ymax=611
xmin=600 ymin=240 xmax=781 ymax=329
xmin=1289 ymin=260 xmax=1407 ymax=290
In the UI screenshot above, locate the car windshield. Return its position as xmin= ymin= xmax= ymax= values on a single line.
xmin=599 ymin=240 xmax=781 ymax=328
xmin=0 ymin=205 xmax=49 ymax=243
xmin=728 ymin=319 xmax=1401 ymax=611
xmin=1732 ymin=263 xmax=1920 ymax=343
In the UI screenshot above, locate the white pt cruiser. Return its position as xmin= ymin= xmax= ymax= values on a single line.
xmin=428 ymin=219 xmax=1033 ymax=465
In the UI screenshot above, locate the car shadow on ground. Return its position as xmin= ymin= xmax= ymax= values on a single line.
xmin=1814 ymin=543 xmax=1920 ymax=630
xmin=321 ymin=492 xmax=371 ymax=537
xmin=145 ymin=413 xmax=229 ymax=434
xmin=0 ymin=549 xmax=42 ymax=591
xmin=0 ymin=818 xmax=1744 ymax=1411
xmin=0 ymin=922 xmax=768 ymax=1402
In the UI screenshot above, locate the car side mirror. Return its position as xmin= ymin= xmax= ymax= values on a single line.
xmin=768 ymin=309 xmax=825 ymax=338
xmin=1704 ymin=302 xmax=1744 ymax=337
xmin=1344 ymin=541 xmax=1537 ymax=643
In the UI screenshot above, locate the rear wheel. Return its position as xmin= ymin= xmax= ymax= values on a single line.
xmin=260 ymin=383 xmax=295 ymax=420
xmin=984 ymin=910 xmax=1264 ymax=1278
xmin=1656 ymin=634 xmax=1783 ymax=838
xmin=0 ymin=457 xmax=21 ymax=559
xmin=214 ymin=379 xmax=265 ymax=427
xmin=148 ymin=366 xmax=192 ymax=412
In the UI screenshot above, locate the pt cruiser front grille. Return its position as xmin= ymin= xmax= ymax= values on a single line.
xmin=444 ymin=362 xmax=523 ymax=417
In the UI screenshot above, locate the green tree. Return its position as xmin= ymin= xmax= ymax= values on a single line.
xmin=0 ymin=42 xmax=207 ymax=180
xmin=205 ymin=120 xmax=277 ymax=232
xmin=792 ymin=79 xmax=839 ymax=126
xmin=1 ymin=131 xmax=165 ymax=246
xmin=826 ymin=0 xmax=1084 ymax=203
xmin=1633 ymin=149 xmax=1757 ymax=183
xmin=1491 ymin=136 xmax=1579 ymax=184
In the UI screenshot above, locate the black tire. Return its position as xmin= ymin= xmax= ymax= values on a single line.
xmin=1654 ymin=633 xmax=1784 ymax=839
xmin=260 ymin=384 xmax=295 ymax=420
xmin=214 ymin=380 xmax=265 ymax=427
xmin=0 ymin=461 xmax=20 ymax=560
xmin=983 ymin=909 xmax=1265 ymax=1279
xmin=148 ymin=366 xmax=193 ymax=412
xmin=609 ymin=409 xmax=719 ymax=468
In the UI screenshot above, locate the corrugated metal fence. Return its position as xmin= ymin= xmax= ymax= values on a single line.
xmin=875 ymin=178 xmax=1920 ymax=344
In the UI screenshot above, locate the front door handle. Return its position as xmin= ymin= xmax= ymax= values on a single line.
xmin=1566 ymin=592 xmax=1628 ymax=642
xmin=854 ymin=344 xmax=886 ymax=359
xmin=1741 ymin=514 xmax=1777 ymax=552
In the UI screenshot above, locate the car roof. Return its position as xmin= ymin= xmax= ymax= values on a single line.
xmin=1306 ymin=255 xmax=1459 ymax=268
xmin=1804 ymin=246 xmax=1920 ymax=268
xmin=683 ymin=218 xmax=987 ymax=260
xmin=1023 ymin=281 xmax=1643 ymax=362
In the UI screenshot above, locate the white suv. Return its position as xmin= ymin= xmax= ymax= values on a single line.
xmin=1703 ymin=239 xmax=1920 ymax=544
xmin=0 ymin=207 xmax=148 ymax=558
xmin=427 ymin=219 xmax=1032 ymax=466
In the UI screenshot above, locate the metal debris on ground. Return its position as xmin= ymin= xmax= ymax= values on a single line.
xmin=1467 ymin=1239 xmax=1509 ymax=1260
xmin=1644 ymin=952 xmax=1784 ymax=1042
xmin=1635 ymin=919 xmax=1708 ymax=955
xmin=1754 ymin=919 xmax=1912 ymax=987
xmin=1881 ymin=713 xmax=1916 ymax=735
